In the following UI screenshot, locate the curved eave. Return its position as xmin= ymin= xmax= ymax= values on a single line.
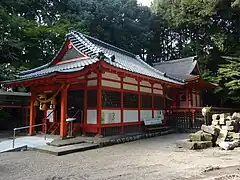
xmin=186 ymin=77 xmax=217 ymax=89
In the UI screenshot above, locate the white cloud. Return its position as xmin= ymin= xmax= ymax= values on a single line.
xmin=138 ymin=0 xmax=152 ymax=6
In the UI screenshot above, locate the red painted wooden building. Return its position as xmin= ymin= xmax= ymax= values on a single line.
xmin=2 ymin=31 xmax=214 ymax=137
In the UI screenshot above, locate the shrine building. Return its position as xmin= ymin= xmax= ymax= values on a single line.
xmin=2 ymin=30 xmax=214 ymax=137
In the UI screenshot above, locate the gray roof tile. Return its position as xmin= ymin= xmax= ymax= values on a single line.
xmin=153 ymin=56 xmax=198 ymax=81
xmin=15 ymin=31 xmax=185 ymax=85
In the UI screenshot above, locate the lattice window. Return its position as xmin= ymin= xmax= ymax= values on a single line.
xmin=123 ymin=92 xmax=138 ymax=108
xmin=154 ymin=96 xmax=163 ymax=109
xmin=102 ymin=90 xmax=121 ymax=107
xmin=87 ymin=90 xmax=97 ymax=108
xmin=140 ymin=94 xmax=152 ymax=108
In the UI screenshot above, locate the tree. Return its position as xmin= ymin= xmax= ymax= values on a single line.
xmin=216 ymin=56 xmax=240 ymax=106
xmin=151 ymin=0 xmax=240 ymax=106
xmin=62 ymin=0 xmax=153 ymax=60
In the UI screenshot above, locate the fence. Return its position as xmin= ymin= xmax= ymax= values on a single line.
xmin=166 ymin=107 xmax=240 ymax=132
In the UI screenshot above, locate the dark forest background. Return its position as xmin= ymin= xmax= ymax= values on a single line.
xmin=1 ymin=0 xmax=240 ymax=107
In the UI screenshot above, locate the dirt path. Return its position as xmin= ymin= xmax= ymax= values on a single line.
xmin=1 ymin=133 xmax=240 ymax=180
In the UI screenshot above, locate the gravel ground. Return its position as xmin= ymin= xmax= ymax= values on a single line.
xmin=1 ymin=133 xmax=240 ymax=180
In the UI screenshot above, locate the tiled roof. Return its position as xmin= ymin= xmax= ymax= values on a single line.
xmin=13 ymin=31 xmax=185 ymax=85
xmin=153 ymin=56 xmax=198 ymax=81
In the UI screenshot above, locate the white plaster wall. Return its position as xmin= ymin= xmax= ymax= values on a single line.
xmin=153 ymin=89 xmax=163 ymax=95
xmin=101 ymin=80 xmax=121 ymax=88
xmin=123 ymin=84 xmax=138 ymax=91
xmin=180 ymin=101 xmax=186 ymax=107
xmin=87 ymin=79 xmax=97 ymax=86
xmin=102 ymin=72 xmax=121 ymax=81
xmin=87 ymin=110 xmax=97 ymax=124
xmin=197 ymin=94 xmax=200 ymax=106
xmin=123 ymin=77 xmax=138 ymax=84
xmin=123 ymin=110 xmax=138 ymax=122
xmin=140 ymin=110 xmax=152 ymax=121
xmin=140 ymin=80 xmax=151 ymax=87
xmin=154 ymin=110 xmax=164 ymax=118
xmin=101 ymin=110 xmax=121 ymax=124
xmin=153 ymin=83 xmax=163 ymax=89
xmin=192 ymin=93 xmax=196 ymax=107
xmin=77 ymin=76 xmax=84 ymax=80
xmin=88 ymin=72 xmax=97 ymax=78
xmin=140 ymin=87 xmax=151 ymax=93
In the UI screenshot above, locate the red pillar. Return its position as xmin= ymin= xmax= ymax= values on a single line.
xmin=151 ymin=83 xmax=154 ymax=118
xmin=97 ymin=72 xmax=102 ymax=135
xmin=137 ymin=79 xmax=141 ymax=130
xmin=120 ymin=76 xmax=124 ymax=134
xmin=163 ymin=86 xmax=166 ymax=126
xmin=29 ymin=92 xmax=36 ymax=135
xmin=60 ymin=84 xmax=69 ymax=138
xmin=186 ymin=88 xmax=189 ymax=108
xmin=83 ymin=81 xmax=87 ymax=135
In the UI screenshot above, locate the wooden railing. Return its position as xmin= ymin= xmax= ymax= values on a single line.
xmin=166 ymin=107 xmax=240 ymax=132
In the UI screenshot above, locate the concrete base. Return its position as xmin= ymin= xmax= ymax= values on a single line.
xmin=1 ymin=145 xmax=28 ymax=153
xmin=34 ymin=143 xmax=99 ymax=156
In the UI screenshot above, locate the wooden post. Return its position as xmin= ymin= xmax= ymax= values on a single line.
xmin=151 ymin=83 xmax=154 ymax=118
xmin=29 ymin=92 xmax=36 ymax=135
xmin=83 ymin=81 xmax=87 ymax=135
xmin=120 ymin=76 xmax=124 ymax=134
xmin=163 ymin=86 xmax=166 ymax=126
xmin=97 ymin=72 xmax=102 ymax=136
xmin=137 ymin=79 xmax=141 ymax=130
xmin=60 ymin=84 xmax=69 ymax=138
xmin=186 ymin=88 xmax=189 ymax=108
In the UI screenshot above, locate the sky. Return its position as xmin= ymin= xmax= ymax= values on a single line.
xmin=137 ymin=0 xmax=152 ymax=6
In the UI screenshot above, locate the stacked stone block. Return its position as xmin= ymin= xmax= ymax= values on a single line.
xmin=178 ymin=112 xmax=240 ymax=150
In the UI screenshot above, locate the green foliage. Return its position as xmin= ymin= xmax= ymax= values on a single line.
xmin=216 ymin=56 xmax=240 ymax=103
xmin=2 ymin=0 xmax=240 ymax=107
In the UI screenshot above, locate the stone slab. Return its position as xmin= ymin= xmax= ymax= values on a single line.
xmin=176 ymin=139 xmax=212 ymax=150
xmin=212 ymin=120 xmax=219 ymax=126
xmin=226 ymin=120 xmax=235 ymax=126
xmin=222 ymin=125 xmax=234 ymax=131
xmin=233 ymin=133 xmax=240 ymax=139
xmin=212 ymin=114 xmax=220 ymax=121
xmin=203 ymin=133 xmax=212 ymax=141
xmin=219 ymin=141 xmax=236 ymax=150
xmin=220 ymin=113 xmax=231 ymax=119
xmin=201 ymin=125 xmax=220 ymax=136
xmin=189 ymin=133 xmax=203 ymax=141
xmin=216 ymin=129 xmax=228 ymax=145
xmin=219 ymin=118 xmax=226 ymax=125
xmin=232 ymin=112 xmax=240 ymax=120
xmin=34 ymin=143 xmax=99 ymax=156
xmin=1 ymin=145 xmax=27 ymax=153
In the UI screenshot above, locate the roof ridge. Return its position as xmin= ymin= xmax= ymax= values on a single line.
xmin=84 ymin=33 xmax=136 ymax=58
xmin=153 ymin=56 xmax=197 ymax=65
xmin=70 ymin=31 xmax=166 ymax=76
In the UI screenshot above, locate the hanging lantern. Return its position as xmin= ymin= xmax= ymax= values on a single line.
xmin=39 ymin=103 xmax=47 ymax=111
xmin=42 ymin=103 xmax=47 ymax=111
xmin=34 ymin=100 xmax=39 ymax=106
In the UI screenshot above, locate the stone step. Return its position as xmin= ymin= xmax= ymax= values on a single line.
xmin=33 ymin=143 xmax=99 ymax=156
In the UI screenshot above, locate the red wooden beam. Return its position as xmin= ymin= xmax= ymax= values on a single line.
xmin=96 ymin=71 xmax=102 ymax=136
xmin=29 ymin=92 xmax=36 ymax=135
